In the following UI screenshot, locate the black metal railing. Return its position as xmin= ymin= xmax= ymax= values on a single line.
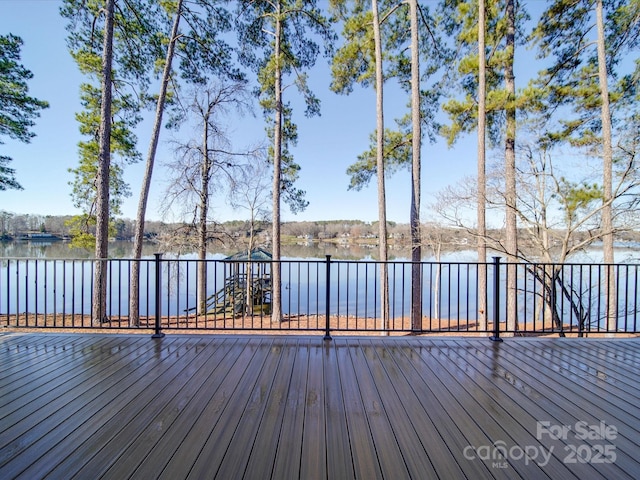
xmin=1 ymin=255 xmax=638 ymax=337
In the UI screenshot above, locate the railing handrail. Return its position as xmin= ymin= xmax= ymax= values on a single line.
xmin=4 ymin=255 xmax=639 ymax=265
xmin=1 ymin=255 xmax=638 ymax=338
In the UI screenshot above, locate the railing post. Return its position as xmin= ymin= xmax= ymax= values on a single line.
xmin=152 ymin=253 xmax=165 ymax=339
xmin=490 ymin=256 xmax=503 ymax=342
xmin=324 ymin=255 xmax=332 ymax=341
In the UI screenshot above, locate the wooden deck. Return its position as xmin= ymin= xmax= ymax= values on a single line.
xmin=1 ymin=334 xmax=639 ymax=479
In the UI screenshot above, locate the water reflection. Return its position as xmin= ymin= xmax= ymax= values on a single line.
xmin=3 ymin=239 xmax=639 ymax=263
xmin=0 ymin=241 xmax=162 ymax=259
xmin=0 ymin=240 xmax=478 ymax=261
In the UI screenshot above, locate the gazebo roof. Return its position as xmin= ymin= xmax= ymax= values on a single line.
xmin=225 ymin=247 xmax=272 ymax=261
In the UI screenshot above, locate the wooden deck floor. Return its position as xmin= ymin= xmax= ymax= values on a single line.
xmin=0 ymin=334 xmax=639 ymax=479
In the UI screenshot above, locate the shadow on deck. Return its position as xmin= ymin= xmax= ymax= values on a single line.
xmin=1 ymin=333 xmax=639 ymax=479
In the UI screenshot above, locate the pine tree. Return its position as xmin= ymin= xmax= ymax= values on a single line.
xmin=0 ymin=34 xmax=49 ymax=191
xmin=409 ymin=0 xmax=421 ymax=331
xmin=530 ymin=0 xmax=639 ymax=332
xmin=441 ymin=0 xmax=527 ymax=333
xmin=236 ymin=0 xmax=334 ymax=323
xmin=477 ymin=0 xmax=487 ymax=331
xmin=331 ymin=0 xmax=449 ymax=331
xmin=61 ymin=0 xmax=164 ymax=323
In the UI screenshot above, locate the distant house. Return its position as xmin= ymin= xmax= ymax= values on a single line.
xmin=17 ymin=232 xmax=62 ymax=242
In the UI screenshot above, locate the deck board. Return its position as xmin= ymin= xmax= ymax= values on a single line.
xmin=0 ymin=333 xmax=639 ymax=479
xmin=299 ymin=341 xmax=327 ymax=480
xmin=214 ymin=338 xmax=288 ymax=479
xmin=360 ymin=339 xmax=466 ymax=479
xmin=412 ymin=340 xmax=556 ymax=479
xmin=270 ymin=338 xmax=309 ymax=479
xmin=471 ymin=339 xmax=639 ymax=478
xmin=106 ymin=337 xmax=244 ymax=479
xmin=0 ymin=335 xmax=115 ymax=402
xmin=0 ymin=336 xmax=177 ymax=474
xmin=14 ymin=337 xmax=193 ymax=479
xmin=68 ymin=337 xmax=231 ymax=479
xmin=337 ymin=340 xmax=381 ymax=480
xmin=157 ymin=337 xmax=269 ymax=480
xmin=353 ymin=339 xmax=433 ymax=479
xmin=346 ymin=339 xmax=411 ymax=479
xmin=392 ymin=341 xmax=511 ymax=480
xmin=242 ymin=338 xmax=298 ymax=479
xmin=445 ymin=339 xmax=601 ymax=479
xmin=185 ymin=337 xmax=279 ymax=479
xmin=491 ymin=340 xmax=640 ymax=478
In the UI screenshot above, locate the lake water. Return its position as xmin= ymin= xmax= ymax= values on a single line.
xmin=2 ymin=239 xmax=640 ymax=262
xmin=0 ymin=239 xmax=473 ymax=262
xmin=1 ymin=240 xmax=639 ymax=329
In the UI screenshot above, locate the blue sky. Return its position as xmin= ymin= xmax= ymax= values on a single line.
xmin=0 ymin=0 xmax=481 ymax=224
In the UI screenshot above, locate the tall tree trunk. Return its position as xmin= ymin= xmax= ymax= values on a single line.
xmin=543 ymin=269 xmax=562 ymax=333
xmin=130 ymin=0 xmax=182 ymax=326
xmin=246 ymin=227 xmax=254 ymax=315
xmin=409 ymin=0 xmax=422 ymax=332
xmin=271 ymin=10 xmax=283 ymax=323
xmin=504 ymin=0 xmax=518 ymax=334
xmin=198 ymin=112 xmax=211 ymax=315
xmin=477 ymin=0 xmax=488 ymax=332
xmin=434 ymin=244 xmax=442 ymax=322
xmin=92 ymin=0 xmax=115 ymax=325
xmin=596 ymin=0 xmax=616 ymax=332
xmin=372 ymin=0 xmax=389 ymax=334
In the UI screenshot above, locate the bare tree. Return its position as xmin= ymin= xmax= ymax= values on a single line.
xmin=436 ymin=120 xmax=640 ymax=335
xmin=229 ymin=158 xmax=271 ymax=314
xmin=422 ymin=222 xmax=450 ymax=323
xmin=161 ymin=81 xmax=251 ymax=315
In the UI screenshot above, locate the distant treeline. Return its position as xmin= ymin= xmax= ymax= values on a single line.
xmin=4 ymin=212 xmax=640 ymax=251
xmin=0 ymin=212 xmax=413 ymax=244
